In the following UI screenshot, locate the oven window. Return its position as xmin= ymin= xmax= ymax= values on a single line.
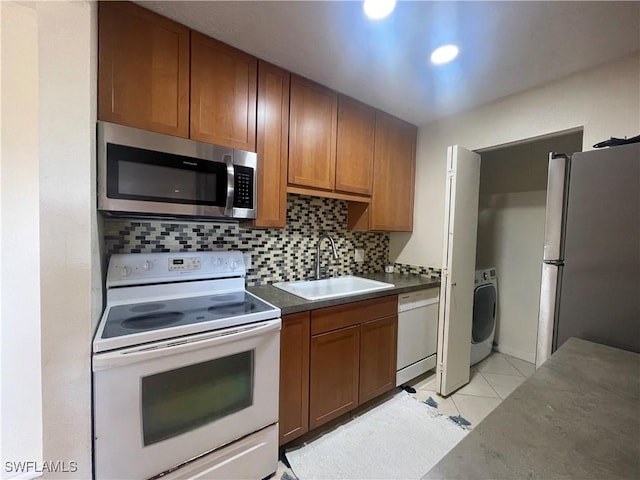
xmin=141 ymin=350 xmax=254 ymax=446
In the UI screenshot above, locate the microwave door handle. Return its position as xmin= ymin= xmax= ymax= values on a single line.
xmin=92 ymin=319 xmax=281 ymax=371
xmin=224 ymin=153 xmax=234 ymax=216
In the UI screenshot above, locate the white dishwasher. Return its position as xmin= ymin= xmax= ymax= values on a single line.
xmin=396 ymin=288 xmax=440 ymax=386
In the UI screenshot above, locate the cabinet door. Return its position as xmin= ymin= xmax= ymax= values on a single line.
xmin=288 ymin=76 xmax=338 ymax=191
xmin=359 ymin=315 xmax=398 ymax=404
xmin=98 ymin=1 xmax=190 ymax=137
xmin=190 ymin=31 xmax=257 ymax=151
xmin=336 ymin=96 xmax=375 ymax=195
xmin=279 ymin=312 xmax=310 ymax=445
xmin=309 ymin=326 xmax=360 ymax=429
xmin=370 ymin=112 xmax=417 ymax=231
xmin=255 ymin=61 xmax=290 ymax=228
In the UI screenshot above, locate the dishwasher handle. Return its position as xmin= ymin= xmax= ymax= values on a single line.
xmin=398 ymin=293 xmax=439 ymax=312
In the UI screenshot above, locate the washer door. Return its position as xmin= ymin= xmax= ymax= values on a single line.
xmin=472 ymin=284 xmax=496 ymax=343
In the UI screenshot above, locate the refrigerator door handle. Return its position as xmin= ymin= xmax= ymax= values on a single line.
xmin=536 ymin=262 xmax=561 ymax=368
xmin=544 ymin=260 xmax=564 ymax=266
xmin=543 ymin=152 xmax=570 ymax=262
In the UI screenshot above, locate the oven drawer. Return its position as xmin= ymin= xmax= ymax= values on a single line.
xmin=159 ymin=424 xmax=278 ymax=480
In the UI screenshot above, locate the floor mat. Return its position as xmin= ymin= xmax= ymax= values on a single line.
xmin=285 ymin=391 xmax=468 ymax=480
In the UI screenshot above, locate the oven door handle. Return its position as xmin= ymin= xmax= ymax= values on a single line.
xmin=93 ymin=318 xmax=281 ymax=371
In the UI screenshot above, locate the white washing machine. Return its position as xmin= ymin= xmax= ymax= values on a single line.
xmin=470 ymin=267 xmax=498 ymax=366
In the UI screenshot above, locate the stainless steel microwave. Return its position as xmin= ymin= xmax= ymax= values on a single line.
xmin=97 ymin=121 xmax=257 ymax=221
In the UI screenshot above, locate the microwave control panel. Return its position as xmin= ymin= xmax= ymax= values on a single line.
xmin=233 ymin=166 xmax=254 ymax=209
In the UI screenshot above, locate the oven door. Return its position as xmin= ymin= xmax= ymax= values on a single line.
xmin=93 ymin=318 xmax=280 ymax=480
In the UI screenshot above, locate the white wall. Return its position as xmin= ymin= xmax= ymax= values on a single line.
xmin=476 ymin=191 xmax=546 ymax=362
xmin=38 ymin=2 xmax=98 ymax=478
xmin=478 ymin=132 xmax=583 ymax=196
xmin=1 ymin=2 xmax=97 ymax=478
xmin=1 ymin=3 xmax=44 ymax=475
xmin=390 ymin=53 xmax=640 ymax=267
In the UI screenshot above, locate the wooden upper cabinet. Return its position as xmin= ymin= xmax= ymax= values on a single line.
xmin=98 ymin=1 xmax=190 ymax=137
xmin=190 ymin=31 xmax=257 ymax=151
xmin=336 ymin=96 xmax=375 ymax=195
xmin=255 ymin=61 xmax=290 ymax=228
xmin=288 ymin=76 xmax=338 ymax=191
xmin=370 ymin=112 xmax=417 ymax=231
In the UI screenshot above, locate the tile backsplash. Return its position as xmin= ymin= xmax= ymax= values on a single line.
xmin=104 ymin=194 xmax=390 ymax=286
xmin=393 ymin=263 xmax=441 ymax=278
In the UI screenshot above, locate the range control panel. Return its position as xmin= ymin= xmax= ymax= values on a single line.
xmin=107 ymin=251 xmax=246 ymax=287
xmin=168 ymin=257 xmax=201 ymax=272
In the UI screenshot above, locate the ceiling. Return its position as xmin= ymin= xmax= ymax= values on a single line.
xmin=138 ymin=1 xmax=640 ymax=126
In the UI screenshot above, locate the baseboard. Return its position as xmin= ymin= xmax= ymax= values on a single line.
xmin=396 ymin=354 xmax=437 ymax=387
xmin=493 ymin=344 xmax=536 ymax=363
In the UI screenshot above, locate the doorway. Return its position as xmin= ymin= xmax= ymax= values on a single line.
xmin=475 ymin=130 xmax=583 ymax=363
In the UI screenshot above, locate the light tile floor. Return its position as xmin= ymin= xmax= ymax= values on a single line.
xmin=274 ymin=351 xmax=535 ymax=478
xmin=406 ymin=351 xmax=535 ymax=429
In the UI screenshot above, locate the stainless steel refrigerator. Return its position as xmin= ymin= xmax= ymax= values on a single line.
xmin=536 ymin=142 xmax=639 ymax=367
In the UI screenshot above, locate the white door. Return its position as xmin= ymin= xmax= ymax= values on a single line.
xmin=436 ymin=146 xmax=481 ymax=396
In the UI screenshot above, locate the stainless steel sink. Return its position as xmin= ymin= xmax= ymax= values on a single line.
xmin=273 ymin=276 xmax=394 ymax=301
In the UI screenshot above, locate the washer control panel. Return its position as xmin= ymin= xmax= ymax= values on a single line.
xmin=474 ymin=267 xmax=497 ymax=285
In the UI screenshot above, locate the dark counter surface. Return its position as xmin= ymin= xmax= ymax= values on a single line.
xmin=423 ymin=337 xmax=640 ymax=479
xmin=248 ymin=272 xmax=440 ymax=315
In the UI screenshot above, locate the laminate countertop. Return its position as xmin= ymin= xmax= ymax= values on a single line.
xmin=248 ymin=272 xmax=440 ymax=315
xmin=423 ymin=337 xmax=640 ymax=479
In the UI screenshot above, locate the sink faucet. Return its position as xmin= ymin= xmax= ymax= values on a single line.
xmin=315 ymin=234 xmax=339 ymax=280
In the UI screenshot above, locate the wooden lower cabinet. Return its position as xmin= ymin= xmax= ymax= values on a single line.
xmin=279 ymin=296 xmax=399 ymax=443
xmin=359 ymin=316 xmax=398 ymax=404
xmin=309 ymin=325 xmax=360 ymax=430
xmin=279 ymin=312 xmax=310 ymax=445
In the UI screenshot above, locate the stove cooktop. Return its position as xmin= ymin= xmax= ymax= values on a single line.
xmin=101 ymin=291 xmax=275 ymax=340
xmin=94 ymin=289 xmax=280 ymax=353
xmin=94 ymin=251 xmax=281 ymax=353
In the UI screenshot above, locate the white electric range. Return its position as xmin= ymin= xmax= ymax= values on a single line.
xmin=92 ymin=251 xmax=281 ymax=480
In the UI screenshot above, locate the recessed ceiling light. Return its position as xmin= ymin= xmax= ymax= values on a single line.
xmin=430 ymin=45 xmax=459 ymax=65
xmin=363 ymin=0 xmax=396 ymax=20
